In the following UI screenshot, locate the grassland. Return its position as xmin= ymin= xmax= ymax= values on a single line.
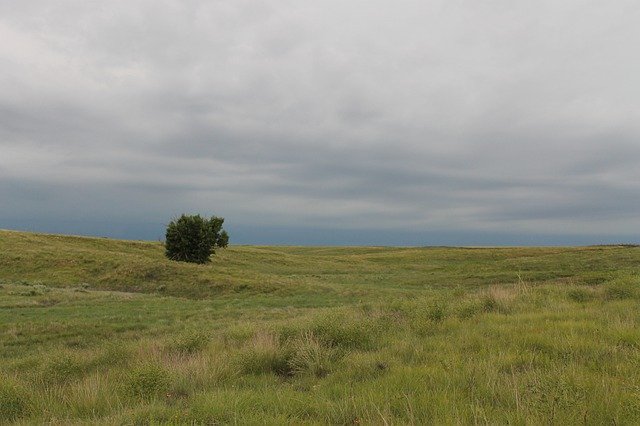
xmin=1 ymin=229 xmax=639 ymax=424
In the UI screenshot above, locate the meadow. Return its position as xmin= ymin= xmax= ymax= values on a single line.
xmin=1 ymin=229 xmax=639 ymax=424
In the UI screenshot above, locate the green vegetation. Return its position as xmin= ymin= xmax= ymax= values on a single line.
xmin=165 ymin=214 xmax=229 ymax=264
xmin=1 ymin=229 xmax=639 ymax=424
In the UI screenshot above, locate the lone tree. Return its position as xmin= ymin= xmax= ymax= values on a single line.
xmin=165 ymin=214 xmax=229 ymax=263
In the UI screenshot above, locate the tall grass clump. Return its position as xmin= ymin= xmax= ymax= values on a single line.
xmin=236 ymin=332 xmax=293 ymax=377
xmin=288 ymin=332 xmax=337 ymax=378
xmin=96 ymin=342 xmax=130 ymax=367
xmin=0 ymin=377 xmax=31 ymax=421
xmin=40 ymin=353 xmax=88 ymax=384
xmin=60 ymin=372 xmax=123 ymax=419
xmin=426 ymin=301 xmax=447 ymax=323
xmin=567 ymin=287 xmax=596 ymax=303
xmin=168 ymin=331 xmax=210 ymax=354
xmin=17 ymin=283 xmax=50 ymax=296
xmin=480 ymin=286 xmax=515 ymax=314
xmin=337 ymin=352 xmax=390 ymax=382
xmin=397 ymin=298 xmax=451 ymax=335
xmin=456 ymin=299 xmax=482 ymax=320
xmin=310 ymin=313 xmax=376 ymax=350
xmin=125 ymin=363 xmax=171 ymax=400
xmin=604 ymin=276 xmax=638 ymax=300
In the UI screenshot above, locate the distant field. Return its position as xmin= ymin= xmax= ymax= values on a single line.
xmin=1 ymin=229 xmax=639 ymax=424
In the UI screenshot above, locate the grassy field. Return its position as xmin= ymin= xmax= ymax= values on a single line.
xmin=1 ymin=229 xmax=639 ymax=424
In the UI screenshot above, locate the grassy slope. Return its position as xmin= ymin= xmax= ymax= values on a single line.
xmin=1 ymin=229 xmax=639 ymax=424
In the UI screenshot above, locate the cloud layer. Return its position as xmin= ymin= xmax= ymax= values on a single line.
xmin=1 ymin=0 xmax=639 ymax=244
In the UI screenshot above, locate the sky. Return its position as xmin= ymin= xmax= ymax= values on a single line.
xmin=1 ymin=0 xmax=639 ymax=245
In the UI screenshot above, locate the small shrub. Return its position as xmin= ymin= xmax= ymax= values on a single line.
xmin=126 ymin=363 xmax=171 ymax=399
xmin=0 ymin=378 xmax=30 ymax=421
xmin=165 ymin=214 xmax=229 ymax=264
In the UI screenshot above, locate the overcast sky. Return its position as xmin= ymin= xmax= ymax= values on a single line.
xmin=1 ymin=0 xmax=639 ymax=245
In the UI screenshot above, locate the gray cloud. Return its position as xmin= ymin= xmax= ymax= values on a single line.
xmin=1 ymin=0 xmax=639 ymax=244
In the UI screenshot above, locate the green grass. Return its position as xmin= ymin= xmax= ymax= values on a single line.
xmin=1 ymin=229 xmax=639 ymax=424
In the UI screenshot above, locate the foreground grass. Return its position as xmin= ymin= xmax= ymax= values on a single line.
xmin=1 ymin=230 xmax=639 ymax=424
